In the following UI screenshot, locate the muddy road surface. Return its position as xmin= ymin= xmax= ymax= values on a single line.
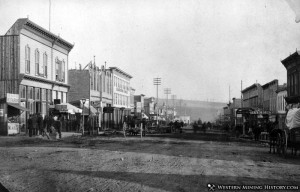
xmin=0 ymin=133 xmax=299 ymax=192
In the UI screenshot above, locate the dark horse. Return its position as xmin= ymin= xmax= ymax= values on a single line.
xmin=269 ymin=128 xmax=284 ymax=154
xmin=268 ymin=120 xmax=284 ymax=154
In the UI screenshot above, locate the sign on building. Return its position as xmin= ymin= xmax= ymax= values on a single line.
xmin=7 ymin=93 xmax=19 ymax=103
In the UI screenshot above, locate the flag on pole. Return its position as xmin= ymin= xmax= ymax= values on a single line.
xmin=285 ymin=0 xmax=300 ymax=23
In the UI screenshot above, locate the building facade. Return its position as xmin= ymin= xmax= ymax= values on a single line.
xmin=110 ymin=67 xmax=132 ymax=128
xmin=276 ymin=84 xmax=287 ymax=129
xmin=144 ymin=97 xmax=155 ymax=117
xmin=229 ymin=98 xmax=242 ymax=127
xmin=262 ymin=79 xmax=278 ymax=118
xmin=281 ymin=51 xmax=300 ymax=104
xmin=0 ymin=18 xmax=73 ymax=130
xmin=134 ymin=94 xmax=145 ymax=119
xmin=68 ymin=63 xmax=113 ymax=129
xmin=242 ymin=83 xmax=263 ymax=110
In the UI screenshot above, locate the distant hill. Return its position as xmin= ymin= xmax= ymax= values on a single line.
xmin=157 ymin=98 xmax=226 ymax=122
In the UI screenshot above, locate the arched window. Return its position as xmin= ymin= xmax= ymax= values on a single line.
xmin=35 ymin=49 xmax=39 ymax=75
xmin=25 ymin=45 xmax=30 ymax=73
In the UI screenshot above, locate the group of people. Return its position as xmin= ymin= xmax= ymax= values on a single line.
xmin=27 ymin=113 xmax=62 ymax=139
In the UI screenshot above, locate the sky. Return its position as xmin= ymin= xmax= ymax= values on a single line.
xmin=1 ymin=0 xmax=300 ymax=103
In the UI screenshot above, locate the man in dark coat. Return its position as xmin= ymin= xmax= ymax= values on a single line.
xmin=27 ymin=114 xmax=33 ymax=137
xmin=37 ymin=113 xmax=43 ymax=136
xmin=32 ymin=114 xmax=37 ymax=136
xmin=54 ymin=116 xmax=62 ymax=139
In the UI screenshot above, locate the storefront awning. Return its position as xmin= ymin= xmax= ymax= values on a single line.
xmin=7 ymin=102 xmax=30 ymax=111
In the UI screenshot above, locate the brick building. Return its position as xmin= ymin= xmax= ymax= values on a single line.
xmin=68 ymin=63 xmax=113 ymax=129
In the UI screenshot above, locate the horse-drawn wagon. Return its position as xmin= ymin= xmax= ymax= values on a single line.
xmin=270 ymin=107 xmax=300 ymax=156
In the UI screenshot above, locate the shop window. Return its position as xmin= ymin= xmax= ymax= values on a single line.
xmin=47 ymin=89 xmax=52 ymax=103
xmin=35 ymin=88 xmax=40 ymax=101
xmin=42 ymin=103 xmax=46 ymax=115
xmin=41 ymin=89 xmax=46 ymax=101
xmin=36 ymin=101 xmax=41 ymax=113
xmin=28 ymin=87 xmax=33 ymax=100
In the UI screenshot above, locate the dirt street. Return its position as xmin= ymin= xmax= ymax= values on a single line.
xmin=0 ymin=133 xmax=299 ymax=192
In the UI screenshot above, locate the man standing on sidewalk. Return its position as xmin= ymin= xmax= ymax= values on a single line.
xmin=54 ymin=116 xmax=62 ymax=139
xmin=32 ymin=114 xmax=38 ymax=136
xmin=37 ymin=113 xmax=43 ymax=136
xmin=27 ymin=114 xmax=33 ymax=137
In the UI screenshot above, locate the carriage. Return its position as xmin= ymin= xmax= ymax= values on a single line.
xmin=271 ymin=107 xmax=300 ymax=156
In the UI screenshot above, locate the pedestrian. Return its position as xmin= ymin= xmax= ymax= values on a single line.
xmin=27 ymin=114 xmax=33 ymax=137
xmin=54 ymin=116 xmax=62 ymax=139
xmin=42 ymin=115 xmax=50 ymax=139
xmin=37 ymin=113 xmax=43 ymax=136
xmin=32 ymin=114 xmax=38 ymax=136
xmin=123 ymin=121 xmax=127 ymax=138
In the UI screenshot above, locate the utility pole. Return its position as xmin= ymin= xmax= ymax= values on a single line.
xmin=171 ymin=95 xmax=176 ymax=120
xmin=229 ymin=85 xmax=231 ymax=103
xmin=164 ymin=88 xmax=171 ymax=121
xmin=49 ymin=0 xmax=51 ymax=31
xmin=153 ymin=77 xmax=161 ymax=126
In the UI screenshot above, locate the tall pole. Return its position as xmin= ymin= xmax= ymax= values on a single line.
xmin=164 ymin=88 xmax=171 ymax=122
xmin=89 ymin=62 xmax=91 ymax=135
xmin=241 ymin=80 xmax=245 ymax=136
xmin=153 ymin=78 xmax=161 ymax=126
xmin=229 ymin=85 xmax=231 ymax=103
xmin=171 ymin=95 xmax=176 ymax=120
xmin=49 ymin=0 xmax=51 ymax=31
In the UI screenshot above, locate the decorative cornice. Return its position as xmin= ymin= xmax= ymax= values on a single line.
xmin=20 ymin=74 xmax=70 ymax=88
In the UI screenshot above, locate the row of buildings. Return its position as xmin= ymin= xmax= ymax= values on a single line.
xmin=221 ymin=49 xmax=300 ymax=131
xmin=0 ymin=18 xmax=162 ymax=135
xmin=221 ymin=80 xmax=287 ymax=130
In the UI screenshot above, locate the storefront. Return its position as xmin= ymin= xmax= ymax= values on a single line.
xmin=0 ymin=93 xmax=30 ymax=135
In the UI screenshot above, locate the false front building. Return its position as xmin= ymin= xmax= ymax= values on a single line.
xmin=281 ymin=51 xmax=300 ymax=104
xmin=110 ymin=67 xmax=132 ymax=128
xmin=0 ymin=18 xmax=73 ymax=132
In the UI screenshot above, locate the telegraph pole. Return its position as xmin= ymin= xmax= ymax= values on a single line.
xmin=171 ymin=95 xmax=176 ymax=120
xmin=153 ymin=77 xmax=161 ymax=126
xmin=164 ymin=88 xmax=171 ymax=122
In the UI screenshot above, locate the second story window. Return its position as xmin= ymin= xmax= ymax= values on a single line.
xmin=35 ymin=49 xmax=39 ymax=75
xmin=42 ymin=52 xmax=47 ymax=77
xmin=55 ymin=58 xmax=65 ymax=82
xmin=25 ymin=45 xmax=30 ymax=73
xmin=62 ymin=60 xmax=65 ymax=81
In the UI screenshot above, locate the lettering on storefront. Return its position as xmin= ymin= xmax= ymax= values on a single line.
xmin=7 ymin=93 xmax=19 ymax=103
xmin=116 ymin=87 xmax=128 ymax=94
xmin=55 ymin=105 xmax=68 ymax=112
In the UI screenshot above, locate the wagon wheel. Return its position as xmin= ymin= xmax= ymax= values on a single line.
xmin=282 ymin=130 xmax=288 ymax=158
